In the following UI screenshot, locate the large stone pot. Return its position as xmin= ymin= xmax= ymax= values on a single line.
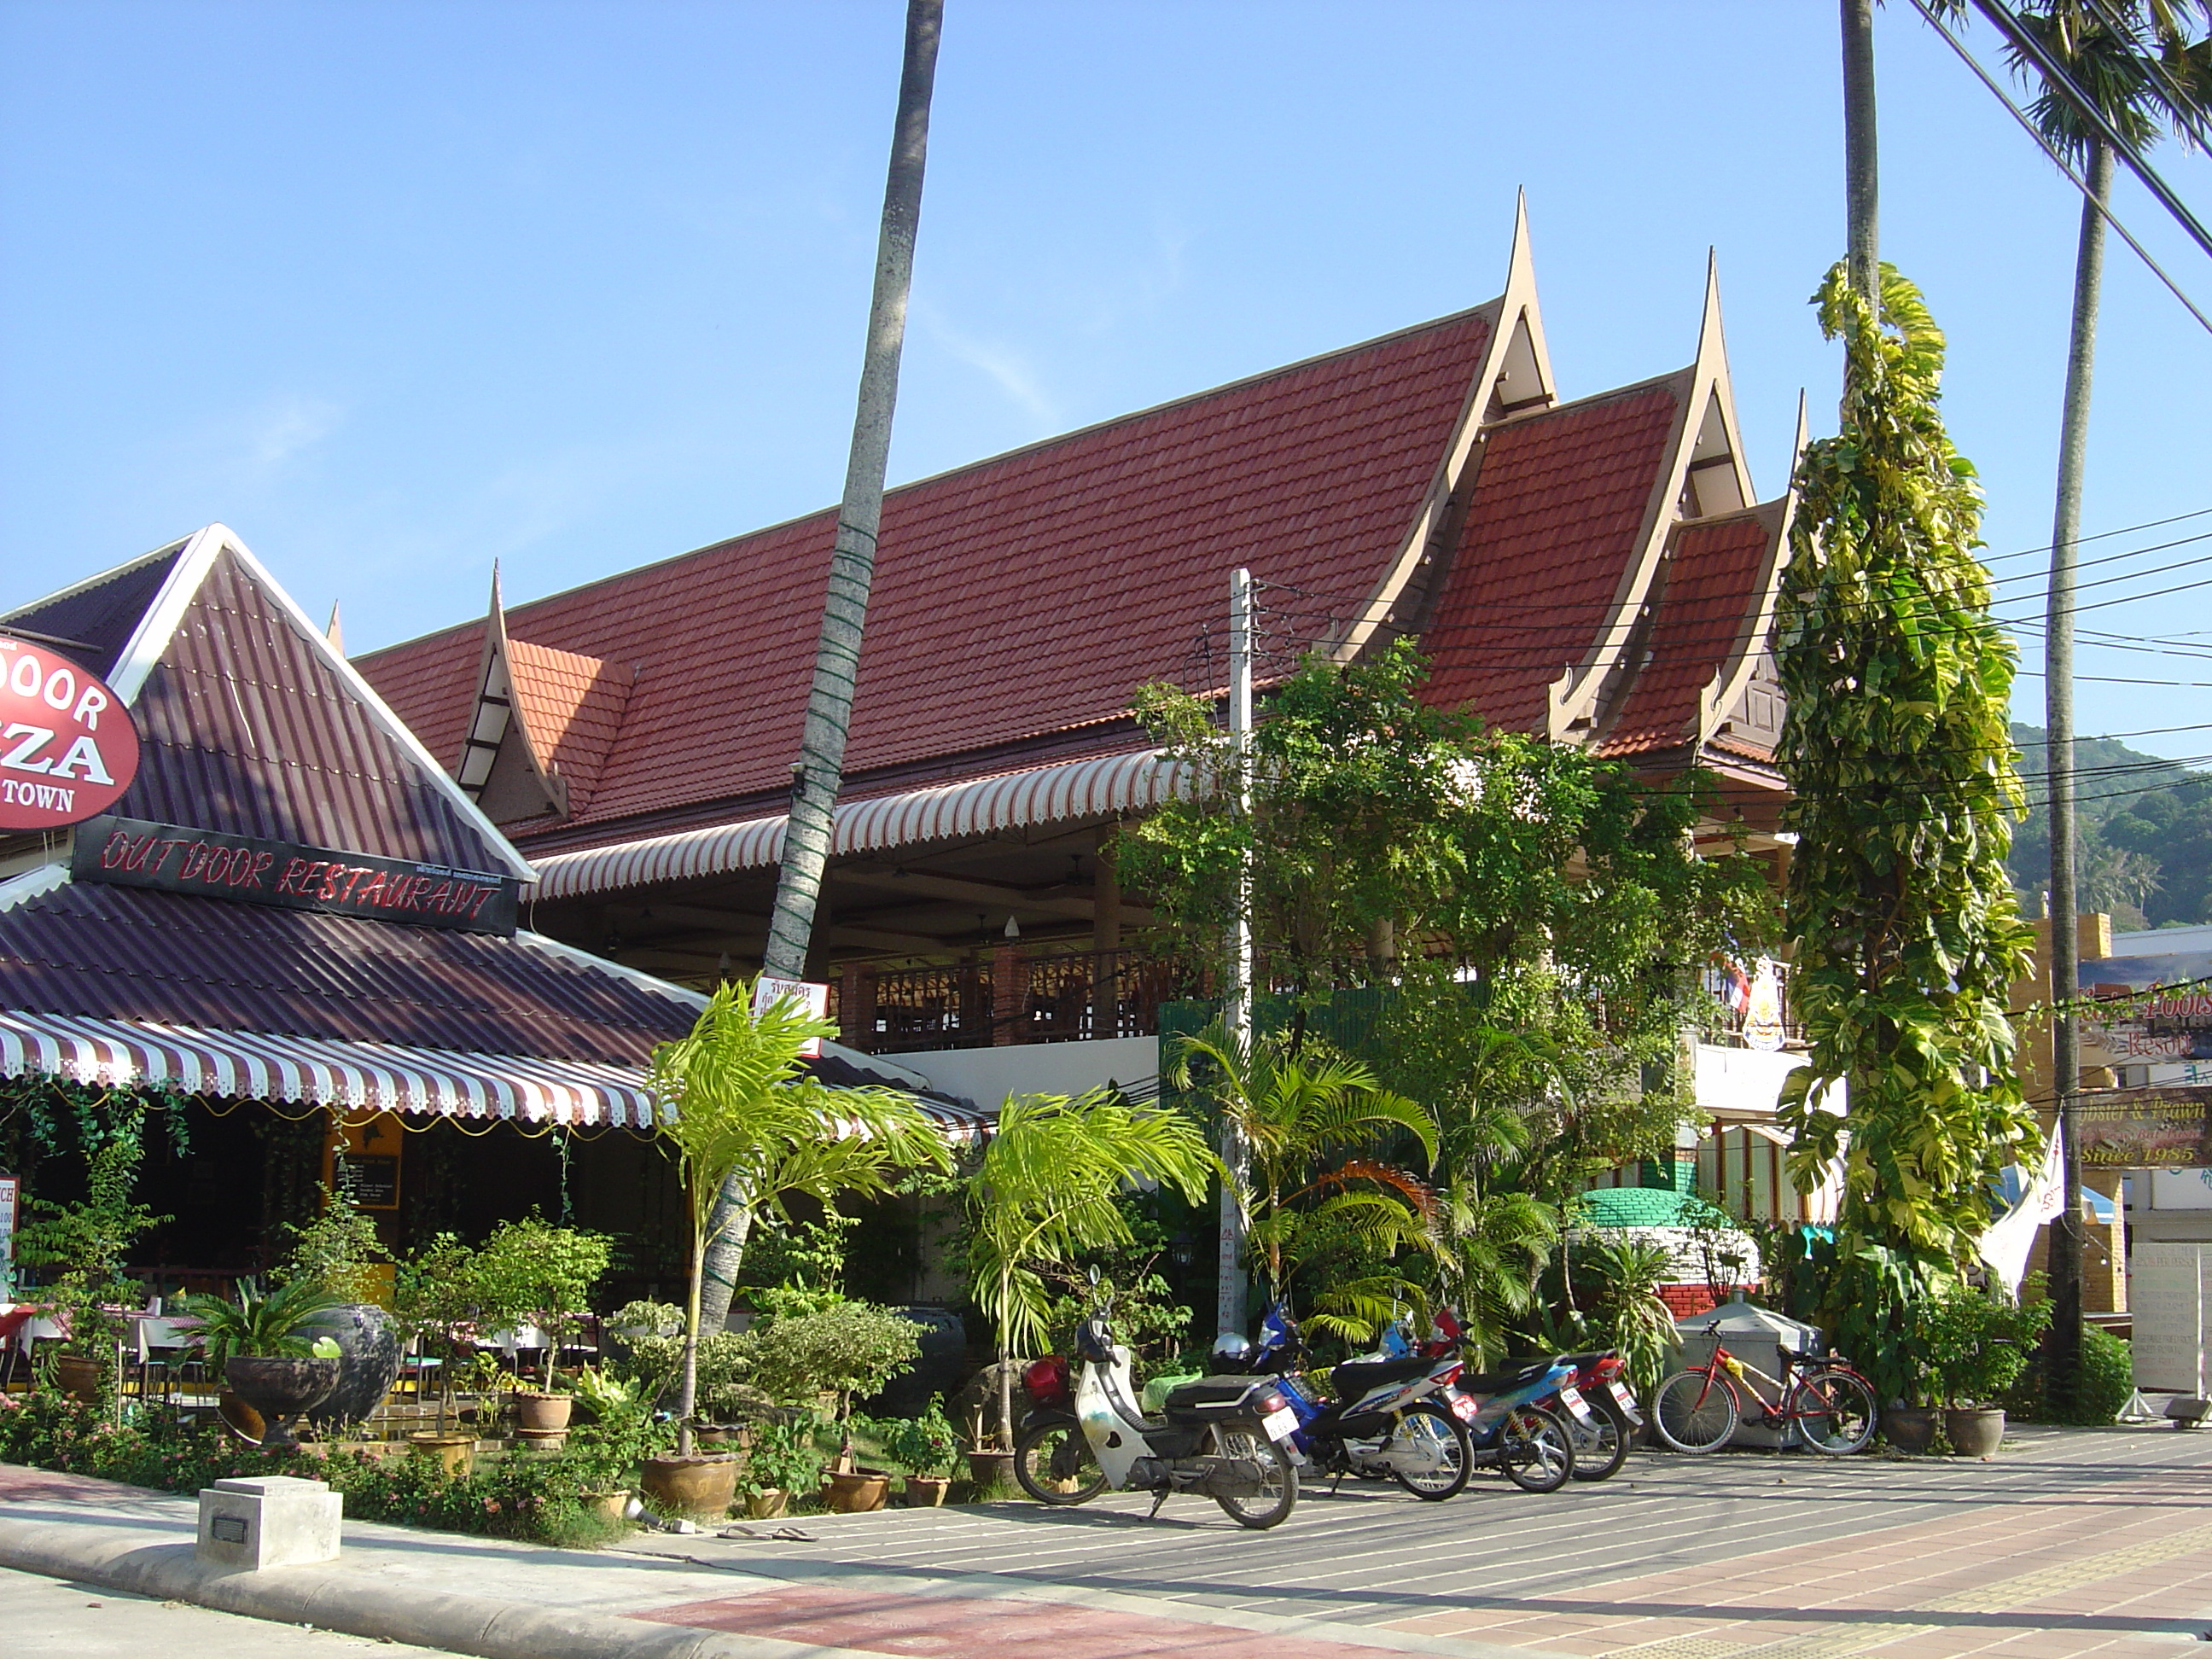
xmin=298 ymin=1305 xmax=402 ymax=1428
xmin=225 ymin=1356 xmax=339 ymax=1452
xmin=1943 ymin=1406 xmax=2005 ymax=1458
xmin=1884 ymin=1406 xmax=1939 ymax=1454
xmin=52 ymin=1354 xmax=106 ymax=1404
xmin=642 ymin=1452 xmax=739 ymax=1518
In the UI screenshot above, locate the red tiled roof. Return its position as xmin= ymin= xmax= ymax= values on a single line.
xmin=506 ymin=640 xmax=634 ymax=814
xmin=1419 ymin=379 xmax=1684 ymax=731
xmin=120 ymin=549 xmax=515 ymax=874
xmin=360 ymin=306 xmax=1499 ymax=837
xmin=0 ymin=879 xmax=696 ymax=1065
xmin=1596 ymin=509 xmax=1778 ymax=758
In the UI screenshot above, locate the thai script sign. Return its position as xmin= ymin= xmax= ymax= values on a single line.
xmin=0 ymin=638 xmax=141 ymax=831
xmin=2075 ymin=1086 xmax=2212 ymax=1170
xmin=755 ymin=975 xmax=830 ymax=1057
xmin=2131 ymin=1243 xmax=2209 ymax=1395
xmin=0 ymin=1172 xmax=18 ymax=1287
xmin=73 ymin=814 xmax=520 ymax=936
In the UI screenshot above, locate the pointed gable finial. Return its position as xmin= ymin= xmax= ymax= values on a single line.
xmin=1507 ymin=187 xmax=1534 ymax=288
xmin=1697 ymin=247 xmax=1726 ymax=370
xmin=1792 ymin=387 xmax=1811 ymax=457
xmin=488 ymin=560 xmax=504 ymax=619
xmin=325 ymin=602 xmax=344 ymax=656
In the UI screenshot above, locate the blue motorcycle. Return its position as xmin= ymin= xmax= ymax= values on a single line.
xmin=1371 ymin=1309 xmax=1580 ymax=1493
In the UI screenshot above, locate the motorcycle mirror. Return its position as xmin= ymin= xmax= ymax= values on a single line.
xmin=1088 ymin=1264 xmax=1100 ymax=1286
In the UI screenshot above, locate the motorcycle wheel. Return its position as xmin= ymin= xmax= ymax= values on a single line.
xmin=1568 ymin=1394 xmax=1633 ymax=1482
xmin=1013 ymin=1413 xmax=1108 ymax=1506
xmin=1389 ymin=1400 xmax=1473 ymax=1501
xmin=1498 ymin=1404 xmax=1576 ymax=1493
xmin=1210 ymin=1427 xmax=1299 ymax=1530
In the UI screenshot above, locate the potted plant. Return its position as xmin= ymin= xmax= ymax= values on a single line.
xmin=181 ymin=1279 xmax=344 ymax=1451
xmin=470 ymin=1215 xmax=611 ymax=1431
xmin=12 ymin=1128 xmax=166 ymax=1409
xmin=746 ymin=1301 xmax=920 ymax=1489
xmin=738 ymin=1417 xmax=823 ymax=1520
xmin=1919 ymin=1286 xmax=2049 ymax=1458
xmin=876 ymin=1397 xmax=962 ymax=1505
xmin=278 ymin=1185 xmax=405 ymax=1429
xmin=641 ymin=983 xmax=943 ymax=1517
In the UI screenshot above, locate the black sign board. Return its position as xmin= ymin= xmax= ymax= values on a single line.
xmin=73 ymin=815 xmax=521 ymax=937
xmin=336 ymin=1153 xmax=401 ymax=1210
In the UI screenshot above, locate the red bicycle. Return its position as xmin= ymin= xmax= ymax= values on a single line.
xmin=1651 ymin=1319 xmax=1877 ymax=1455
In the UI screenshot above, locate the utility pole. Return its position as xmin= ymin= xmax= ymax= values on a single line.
xmin=697 ymin=0 xmax=943 ymax=1336
xmin=2044 ymin=137 xmax=2113 ymax=1414
xmin=1218 ymin=568 xmax=1254 ymax=1340
xmin=1841 ymin=0 xmax=1881 ymax=306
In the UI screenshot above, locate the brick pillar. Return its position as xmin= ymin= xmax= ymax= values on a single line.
xmin=992 ymin=944 xmax=1026 ymax=1045
xmin=839 ymin=962 xmax=876 ymax=1051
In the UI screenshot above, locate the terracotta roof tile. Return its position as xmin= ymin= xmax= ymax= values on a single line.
xmin=360 ymin=308 xmax=1498 ymax=837
xmin=1420 ymin=381 xmax=1683 ymax=731
xmin=505 ymin=640 xmax=634 ymax=813
xmin=1596 ymin=509 xmax=1778 ymax=758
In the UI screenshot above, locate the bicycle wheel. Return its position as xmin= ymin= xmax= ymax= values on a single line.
xmin=1568 ymin=1393 xmax=1633 ymax=1482
xmin=1388 ymin=1400 xmax=1472 ymax=1501
xmin=1211 ymin=1427 xmax=1299 ymax=1529
xmin=1653 ymin=1369 xmax=1740 ymax=1453
xmin=1013 ymin=1413 xmax=1108 ymax=1505
xmin=1790 ymin=1369 xmax=1877 ymax=1455
xmin=1498 ymin=1404 xmax=1575 ymax=1493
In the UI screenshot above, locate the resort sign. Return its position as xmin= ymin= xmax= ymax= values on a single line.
xmin=73 ymin=814 xmax=522 ymax=937
xmin=0 ymin=637 xmax=141 ymax=831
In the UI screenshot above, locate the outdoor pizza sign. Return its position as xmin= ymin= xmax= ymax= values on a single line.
xmin=73 ymin=814 xmax=521 ymax=936
xmin=0 ymin=637 xmax=141 ymax=831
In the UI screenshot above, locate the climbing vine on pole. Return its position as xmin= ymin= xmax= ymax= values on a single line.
xmin=1776 ymin=261 xmax=2040 ymax=1267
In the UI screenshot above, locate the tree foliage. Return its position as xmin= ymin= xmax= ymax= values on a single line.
xmin=1775 ymin=262 xmax=2040 ymax=1270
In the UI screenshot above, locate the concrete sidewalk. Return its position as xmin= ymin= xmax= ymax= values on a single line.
xmin=0 ymin=1463 xmax=1531 ymax=1659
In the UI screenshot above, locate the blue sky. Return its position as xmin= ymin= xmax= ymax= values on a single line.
xmin=3 ymin=2 xmax=2208 ymax=758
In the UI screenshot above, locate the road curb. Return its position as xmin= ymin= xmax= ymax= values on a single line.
xmin=0 ymin=1513 xmax=864 ymax=1659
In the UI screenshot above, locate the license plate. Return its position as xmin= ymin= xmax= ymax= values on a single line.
xmin=1450 ymin=1393 xmax=1479 ymax=1423
xmin=1606 ymin=1378 xmax=1643 ymax=1423
xmin=1262 ymin=1406 xmax=1300 ymax=1442
xmin=1557 ymin=1384 xmax=1596 ymax=1424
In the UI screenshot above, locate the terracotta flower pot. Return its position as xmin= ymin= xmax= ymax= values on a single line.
xmin=642 ymin=1452 xmax=739 ymax=1518
xmin=583 ymin=1489 xmax=631 ymax=1525
xmin=407 ymin=1431 xmax=477 ymax=1476
xmin=744 ymin=1487 xmax=789 ymax=1519
xmin=52 ymin=1354 xmax=105 ymax=1404
xmin=826 ymin=1469 xmax=890 ymax=1513
xmin=1943 ymin=1406 xmax=2005 ymax=1458
xmin=903 ymin=1475 xmax=952 ymax=1507
xmin=513 ymin=1392 xmax=573 ymax=1433
xmin=1884 ymin=1407 xmax=1939 ymax=1454
xmin=224 ymin=1356 xmax=339 ymax=1452
xmin=966 ymin=1450 xmax=1015 ymax=1491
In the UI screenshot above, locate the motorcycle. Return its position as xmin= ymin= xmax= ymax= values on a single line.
xmin=1012 ymin=1290 xmax=1303 ymax=1529
xmin=1387 ymin=1312 xmax=1575 ymax=1493
xmin=1228 ymin=1301 xmax=1475 ymax=1502
xmin=1542 ymin=1349 xmax=1642 ymax=1482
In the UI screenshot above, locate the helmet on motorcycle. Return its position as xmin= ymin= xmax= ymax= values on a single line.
xmin=1209 ymin=1334 xmax=1254 ymax=1371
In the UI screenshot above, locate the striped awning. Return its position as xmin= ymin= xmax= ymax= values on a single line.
xmin=0 ymin=1007 xmax=995 ymax=1142
xmin=0 ymin=1007 xmax=661 ymax=1126
xmin=533 ymin=748 xmax=1190 ymax=900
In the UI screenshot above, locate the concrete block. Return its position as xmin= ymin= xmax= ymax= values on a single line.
xmin=196 ymin=1476 xmax=342 ymax=1569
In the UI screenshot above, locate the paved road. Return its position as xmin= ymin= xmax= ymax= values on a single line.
xmin=0 ymin=1563 xmax=448 ymax=1656
xmin=620 ymin=1423 xmax=2212 ymax=1659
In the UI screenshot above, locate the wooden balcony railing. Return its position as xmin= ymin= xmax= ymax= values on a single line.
xmin=839 ymin=947 xmax=1196 ymax=1055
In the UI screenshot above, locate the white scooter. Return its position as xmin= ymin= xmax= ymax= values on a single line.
xmin=1012 ymin=1290 xmax=1303 ymax=1529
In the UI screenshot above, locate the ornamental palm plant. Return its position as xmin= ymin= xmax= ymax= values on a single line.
xmin=965 ymin=1090 xmax=1218 ymax=1450
xmin=1168 ymin=1024 xmax=1440 ymax=1342
xmin=648 ymin=983 xmax=949 ymax=1456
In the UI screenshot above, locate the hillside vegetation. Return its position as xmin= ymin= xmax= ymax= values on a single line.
xmin=2009 ymin=723 xmax=2212 ymax=930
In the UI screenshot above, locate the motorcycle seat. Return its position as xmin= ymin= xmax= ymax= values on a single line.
xmin=1551 ymin=1351 xmax=1609 ymax=1371
xmin=1459 ymin=1360 xmax=1553 ymax=1394
xmin=1163 ymin=1375 xmax=1267 ymax=1413
xmin=1330 ymin=1354 xmax=1435 ymax=1395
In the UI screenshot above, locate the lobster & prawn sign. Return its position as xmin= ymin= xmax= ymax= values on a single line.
xmin=0 ymin=637 xmax=141 ymax=831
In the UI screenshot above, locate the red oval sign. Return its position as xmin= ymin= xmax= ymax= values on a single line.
xmin=0 ymin=638 xmax=143 ymax=832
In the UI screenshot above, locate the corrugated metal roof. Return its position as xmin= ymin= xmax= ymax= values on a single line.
xmin=1 ymin=544 xmax=184 ymax=677
xmin=0 ymin=879 xmax=696 ymax=1066
xmin=532 ymin=747 xmax=1189 ymax=899
xmin=117 ymin=548 xmax=519 ymax=873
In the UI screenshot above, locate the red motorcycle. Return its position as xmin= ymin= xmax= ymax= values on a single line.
xmin=1417 ymin=1311 xmax=1639 ymax=1483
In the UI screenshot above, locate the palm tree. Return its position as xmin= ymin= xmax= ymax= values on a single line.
xmin=965 ymin=1091 xmax=1218 ymax=1450
xmin=1168 ymin=1026 xmax=1440 ymax=1341
xmin=1965 ymin=0 xmax=2211 ymax=1407
xmin=648 ymin=984 xmax=949 ymax=1455
xmin=1842 ymin=0 xmax=1883 ymax=302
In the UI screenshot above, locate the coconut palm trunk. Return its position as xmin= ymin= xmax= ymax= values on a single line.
xmin=698 ymin=0 xmax=944 ymax=1333
xmin=1841 ymin=0 xmax=1882 ymax=302
xmin=2043 ymin=135 xmax=2113 ymax=1410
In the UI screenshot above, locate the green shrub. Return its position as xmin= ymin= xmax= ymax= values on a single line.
xmin=864 ymin=1398 xmax=962 ymax=1478
xmin=740 ymin=1417 xmax=823 ymax=1497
